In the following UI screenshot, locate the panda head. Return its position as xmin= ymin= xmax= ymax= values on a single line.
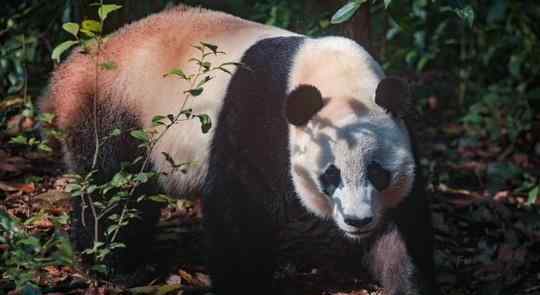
xmin=286 ymin=75 xmax=416 ymax=240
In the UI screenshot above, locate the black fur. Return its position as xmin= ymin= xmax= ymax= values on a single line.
xmin=64 ymin=98 xmax=161 ymax=282
xmin=203 ymin=36 xmax=304 ymax=295
xmin=285 ymin=84 xmax=324 ymax=126
xmin=203 ymin=37 xmax=438 ymax=295
xmin=56 ymin=36 xmax=437 ymax=293
xmin=375 ymin=77 xmax=413 ymax=118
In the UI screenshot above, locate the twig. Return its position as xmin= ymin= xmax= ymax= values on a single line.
xmin=110 ymin=50 xmax=207 ymax=243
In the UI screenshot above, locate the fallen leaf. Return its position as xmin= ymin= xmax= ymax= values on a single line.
xmin=0 ymin=181 xmax=18 ymax=192
xmin=32 ymin=217 xmax=54 ymax=229
xmin=13 ymin=182 xmax=36 ymax=193
xmin=493 ymin=191 xmax=511 ymax=201
xmin=166 ymin=274 xmax=182 ymax=285
xmin=6 ymin=115 xmax=35 ymax=135
xmin=34 ymin=190 xmax=72 ymax=207
xmin=195 ymin=272 xmax=211 ymax=287
xmin=178 ymin=270 xmax=195 ymax=285
xmin=0 ymin=96 xmax=24 ymax=112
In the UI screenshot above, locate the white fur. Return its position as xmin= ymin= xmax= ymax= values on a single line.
xmin=128 ymin=27 xmax=295 ymax=195
xmin=108 ymin=16 xmax=415 ymax=234
xmin=287 ymin=38 xmax=415 ymax=236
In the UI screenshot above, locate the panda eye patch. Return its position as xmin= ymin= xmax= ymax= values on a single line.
xmin=319 ymin=164 xmax=341 ymax=196
xmin=367 ymin=162 xmax=391 ymax=191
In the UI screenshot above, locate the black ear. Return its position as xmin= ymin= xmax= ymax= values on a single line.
xmin=286 ymin=85 xmax=324 ymax=126
xmin=375 ymin=77 xmax=412 ymax=118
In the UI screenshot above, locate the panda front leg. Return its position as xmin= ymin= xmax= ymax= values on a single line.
xmin=203 ymin=181 xmax=278 ymax=295
xmin=368 ymin=224 xmax=438 ymax=295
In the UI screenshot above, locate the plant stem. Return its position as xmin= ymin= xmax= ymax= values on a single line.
xmin=110 ymin=49 xmax=207 ymax=243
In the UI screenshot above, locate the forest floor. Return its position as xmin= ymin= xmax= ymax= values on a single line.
xmin=1 ymin=79 xmax=540 ymax=295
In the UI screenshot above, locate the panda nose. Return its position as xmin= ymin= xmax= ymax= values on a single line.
xmin=343 ymin=216 xmax=373 ymax=228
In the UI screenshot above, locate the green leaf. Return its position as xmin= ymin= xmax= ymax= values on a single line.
xmin=111 ymin=171 xmax=131 ymax=187
xmin=134 ymin=172 xmax=152 ymax=184
xmin=21 ymin=284 xmax=42 ymax=295
xmin=214 ymin=62 xmax=243 ymax=75
xmin=509 ymin=55 xmax=522 ymax=78
xmin=527 ymin=185 xmax=539 ymax=205
xmin=152 ymin=115 xmax=166 ymax=126
xmin=98 ymin=4 xmax=122 ymax=22
xmin=81 ymin=20 xmax=102 ymax=34
xmin=100 ymin=61 xmax=117 ymax=70
xmin=19 ymin=236 xmax=41 ymax=252
xmin=62 ymin=22 xmax=80 ymax=38
xmin=331 ymin=0 xmax=366 ymax=24
xmin=192 ymin=44 xmax=203 ymax=53
xmin=28 ymin=137 xmax=38 ymax=145
xmin=196 ymin=76 xmax=213 ymax=88
xmin=38 ymin=112 xmax=55 ymax=124
xmin=51 ymin=40 xmax=79 ymax=63
xmin=216 ymin=66 xmax=232 ymax=75
xmin=37 ymin=143 xmax=52 ymax=153
xmin=448 ymin=0 xmax=475 ymax=27
xmin=9 ymin=134 xmax=28 ymax=145
xmin=163 ymin=68 xmax=190 ymax=80
xmin=185 ymin=88 xmax=204 ymax=97
xmin=109 ymin=128 xmax=122 ymax=137
xmin=487 ymin=0 xmax=507 ymax=23
xmin=201 ymin=61 xmax=211 ymax=71
xmin=65 ymin=183 xmax=82 ymax=193
xmin=161 ymin=152 xmax=180 ymax=168
xmin=156 ymin=284 xmax=182 ymax=295
xmin=130 ymin=129 xmax=149 ymax=143
xmin=417 ymin=55 xmax=431 ymax=71
xmin=0 ymin=210 xmax=20 ymax=233
xmin=90 ymin=264 xmax=108 ymax=274
xmin=383 ymin=0 xmax=392 ymax=9
xmin=220 ymin=62 xmax=243 ymax=67
xmin=87 ymin=184 xmax=98 ymax=194
xmin=200 ymin=42 xmax=219 ymax=55
xmin=80 ymin=29 xmax=96 ymax=38
xmin=196 ymin=114 xmax=212 ymax=133
xmin=109 ymin=242 xmax=126 ymax=250
xmin=148 ymin=194 xmax=176 ymax=205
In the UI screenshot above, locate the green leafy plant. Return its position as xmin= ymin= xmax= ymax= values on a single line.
xmin=331 ymin=0 xmax=368 ymax=24
xmin=1 ymin=29 xmax=63 ymax=153
xmin=0 ymin=210 xmax=74 ymax=290
xmin=50 ymin=1 xmax=240 ymax=277
xmin=62 ymin=44 xmax=239 ymax=277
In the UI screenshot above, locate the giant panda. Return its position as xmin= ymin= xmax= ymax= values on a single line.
xmin=40 ymin=5 xmax=438 ymax=295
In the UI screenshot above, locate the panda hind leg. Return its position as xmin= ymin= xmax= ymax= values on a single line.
xmin=63 ymin=101 xmax=162 ymax=283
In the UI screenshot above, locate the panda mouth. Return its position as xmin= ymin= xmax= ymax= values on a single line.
xmin=344 ymin=228 xmax=372 ymax=236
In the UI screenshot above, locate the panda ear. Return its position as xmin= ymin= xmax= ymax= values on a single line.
xmin=375 ymin=77 xmax=412 ymax=118
xmin=286 ymin=85 xmax=324 ymax=126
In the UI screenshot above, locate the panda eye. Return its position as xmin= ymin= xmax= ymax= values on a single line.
xmin=319 ymin=164 xmax=341 ymax=196
xmin=367 ymin=162 xmax=391 ymax=191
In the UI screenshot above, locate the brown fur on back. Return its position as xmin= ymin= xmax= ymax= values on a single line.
xmin=40 ymin=5 xmax=262 ymax=129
